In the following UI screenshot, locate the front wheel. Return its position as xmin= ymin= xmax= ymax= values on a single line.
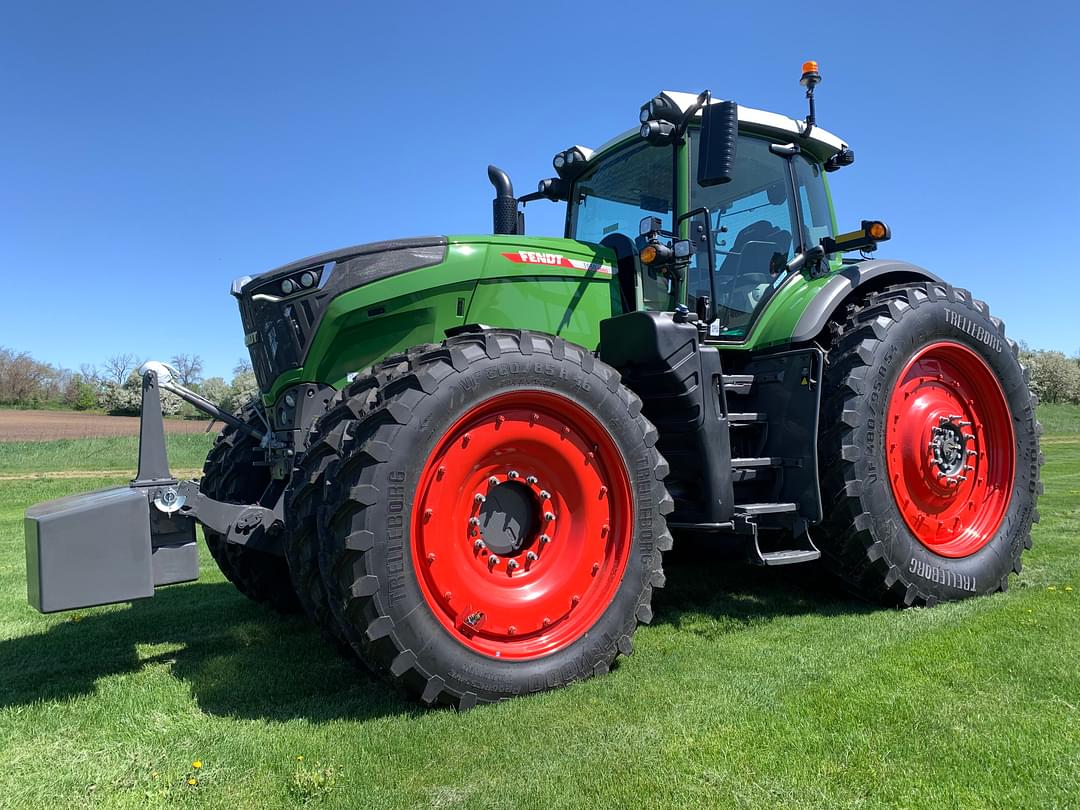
xmin=317 ymin=330 xmax=672 ymax=708
xmin=818 ymin=282 xmax=1042 ymax=606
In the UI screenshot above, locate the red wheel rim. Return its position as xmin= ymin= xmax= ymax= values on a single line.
xmin=411 ymin=391 xmax=633 ymax=660
xmin=885 ymin=341 xmax=1014 ymax=557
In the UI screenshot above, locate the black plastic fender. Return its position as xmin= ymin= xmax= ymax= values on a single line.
xmin=790 ymin=259 xmax=941 ymax=343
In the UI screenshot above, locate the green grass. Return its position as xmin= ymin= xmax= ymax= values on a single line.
xmin=0 ymin=433 xmax=216 ymax=475
xmin=0 ymin=414 xmax=1077 ymax=808
xmin=1037 ymin=402 xmax=1080 ymax=435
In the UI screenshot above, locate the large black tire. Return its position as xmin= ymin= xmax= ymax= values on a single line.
xmin=284 ymin=348 xmax=436 ymax=652
xmin=316 ymin=329 xmax=673 ymax=708
xmin=818 ymin=281 xmax=1042 ymax=606
xmin=200 ymin=406 xmax=300 ymax=614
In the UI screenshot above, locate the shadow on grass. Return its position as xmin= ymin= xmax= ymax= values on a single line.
xmin=654 ymin=535 xmax=876 ymax=635
xmin=0 ymin=539 xmax=874 ymax=721
xmin=0 ymin=580 xmax=417 ymax=723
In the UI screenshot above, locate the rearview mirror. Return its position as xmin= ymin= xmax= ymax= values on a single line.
xmin=697 ymin=101 xmax=738 ymax=187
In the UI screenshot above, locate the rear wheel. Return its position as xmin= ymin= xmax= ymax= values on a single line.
xmin=200 ymin=405 xmax=299 ymax=614
xmin=317 ymin=330 xmax=672 ymax=707
xmin=818 ymin=282 xmax=1042 ymax=606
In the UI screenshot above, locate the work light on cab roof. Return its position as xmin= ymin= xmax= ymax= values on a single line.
xmin=22 ymin=58 xmax=1041 ymax=711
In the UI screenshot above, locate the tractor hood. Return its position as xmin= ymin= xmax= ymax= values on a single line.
xmin=233 ymin=237 xmax=448 ymax=390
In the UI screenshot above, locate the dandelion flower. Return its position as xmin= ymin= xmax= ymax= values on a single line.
xmin=1066 ymin=586 xmax=1074 ymax=592
xmin=296 ymin=755 xmax=304 ymax=762
xmin=1048 ymin=586 xmax=1057 ymax=591
xmin=188 ymin=778 xmax=198 ymax=786
xmin=192 ymin=761 xmax=202 ymax=769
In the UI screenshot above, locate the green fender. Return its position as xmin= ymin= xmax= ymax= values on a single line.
xmin=733 ymin=258 xmax=940 ymax=351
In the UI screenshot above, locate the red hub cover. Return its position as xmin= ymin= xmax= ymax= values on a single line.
xmin=411 ymin=391 xmax=633 ymax=660
xmin=885 ymin=341 xmax=1015 ymax=557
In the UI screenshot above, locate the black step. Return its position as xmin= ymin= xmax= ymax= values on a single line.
xmin=760 ymin=549 xmax=821 ymax=566
xmin=728 ymin=412 xmax=767 ymax=425
xmin=731 ymin=457 xmax=783 ymax=469
xmin=736 ymin=502 xmax=798 ymax=516
xmin=723 ymin=375 xmax=754 ymax=395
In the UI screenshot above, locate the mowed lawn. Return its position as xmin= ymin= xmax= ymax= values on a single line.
xmin=0 ymin=409 xmax=1077 ymax=809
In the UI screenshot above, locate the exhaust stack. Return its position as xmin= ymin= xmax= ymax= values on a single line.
xmin=487 ymin=165 xmax=519 ymax=235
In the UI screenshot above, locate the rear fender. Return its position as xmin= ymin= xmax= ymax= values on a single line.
xmin=789 ymin=259 xmax=940 ymax=343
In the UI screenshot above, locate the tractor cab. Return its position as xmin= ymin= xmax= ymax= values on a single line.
xmin=556 ymin=88 xmax=850 ymax=341
xmin=510 ymin=63 xmax=867 ymax=344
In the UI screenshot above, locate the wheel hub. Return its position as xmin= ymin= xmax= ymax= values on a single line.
xmin=473 ymin=477 xmax=542 ymax=557
xmin=928 ymin=415 xmax=974 ymax=483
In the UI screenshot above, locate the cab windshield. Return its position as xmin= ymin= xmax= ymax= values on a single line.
xmin=566 ymin=130 xmax=835 ymax=335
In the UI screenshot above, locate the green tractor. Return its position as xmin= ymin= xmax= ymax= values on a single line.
xmin=25 ymin=63 xmax=1041 ymax=708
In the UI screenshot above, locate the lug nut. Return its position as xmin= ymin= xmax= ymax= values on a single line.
xmin=591 ymin=561 xmax=600 ymax=574
xmin=488 ymin=554 xmax=499 ymax=567
xmin=539 ymin=534 xmax=551 ymax=544
xmin=544 ymin=512 xmax=556 ymax=522
xmin=488 ymin=476 xmax=499 ymax=486
xmin=469 ymin=516 xmax=480 ymax=526
xmin=539 ymin=490 xmax=551 ymax=500
xmin=474 ymin=539 xmax=485 ymax=551
xmin=526 ymin=551 xmax=538 ymax=562
xmin=508 ymin=470 xmax=519 ymax=479
xmin=526 ymin=476 xmax=538 ymax=485
xmin=474 ymin=493 xmax=486 ymax=504
xmin=507 ymin=560 xmax=519 ymax=572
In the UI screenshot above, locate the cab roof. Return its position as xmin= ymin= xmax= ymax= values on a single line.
xmin=593 ymin=90 xmax=847 ymax=163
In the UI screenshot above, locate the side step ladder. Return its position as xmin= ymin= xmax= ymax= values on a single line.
xmin=733 ymin=503 xmax=821 ymax=566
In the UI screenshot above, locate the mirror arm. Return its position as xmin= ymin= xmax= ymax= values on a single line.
xmin=675 ymin=90 xmax=711 ymax=140
xmin=676 ymin=206 xmax=717 ymax=323
xmin=785 ymin=245 xmax=826 ymax=275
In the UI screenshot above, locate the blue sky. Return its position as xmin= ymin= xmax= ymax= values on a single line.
xmin=2 ymin=1 xmax=1078 ymax=379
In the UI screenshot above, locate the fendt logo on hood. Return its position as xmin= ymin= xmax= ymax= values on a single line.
xmin=501 ymin=251 xmax=611 ymax=274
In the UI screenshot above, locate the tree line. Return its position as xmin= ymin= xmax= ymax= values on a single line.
xmin=0 ymin=348 xmax=259 ymax=417
xmin=2 ymin=343 xmax=1079 ymax=415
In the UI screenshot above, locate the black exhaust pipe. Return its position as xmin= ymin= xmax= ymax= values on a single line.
xmin=488 ymin=164 xmax=519 ymax=235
